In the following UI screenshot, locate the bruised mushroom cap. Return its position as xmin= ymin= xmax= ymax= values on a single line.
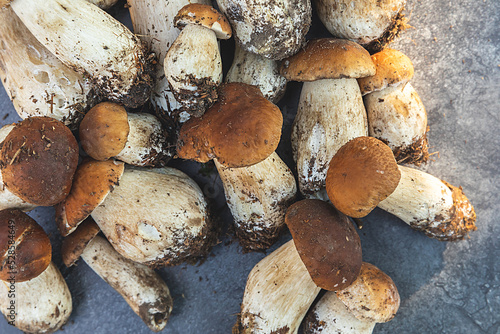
xmin=174 ymin=4 xmax=232 ymax=40
xmin=358 ymin=49 xmax=414 ymax=95
xmin=177 ymin=82 xmax=283 ymax=168
xmin=61 ymin=218 xmax=100 ymax=267
xmin=336 ymin=262 xmax=400 ymax=323
xmin=285 ymin=199 xmax=362 ymax=291
xmin=280 ymin=39 xmax=376 ymax=81
xmin=79 ymin=102 xmax=130 ymax=161
xmin=0 ymin=117 xmax=79 ymax=206
xmin=0 ymin=209 xmax=51 ymax=282
xmin=55 ymin=159 xmax=125 ymax=237
xmin=325 ymin=137 xmax=401 ymax=218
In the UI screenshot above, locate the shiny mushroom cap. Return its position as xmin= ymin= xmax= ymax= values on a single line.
xmin=285 ymin=199 xmax=362 ymax=291
xmin=358 ymin=49 xmax=414 ymax=95
xmin=176 ymin=82 xmax=283 ymax=168
xmin=325 ymin=136 xmax=401 ymax=218
xmin=280 ymin=39 xmax=376 ymax=81
xmin=61 ymin=218 xmax=100 ymax=267
xmin=174 ymin=4 xmax=232 ymax=40
xmin=0 ymin=117 xmax=79 ymax=206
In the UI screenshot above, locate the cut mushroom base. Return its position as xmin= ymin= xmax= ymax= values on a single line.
xmin=214 ymin=152 xmax=297 ymax=251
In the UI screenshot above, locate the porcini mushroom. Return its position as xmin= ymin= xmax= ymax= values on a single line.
xmin=358 ymin=49 xmax=428 ymax=164
xmin=62 ymin=219 xmax=173 ymax=332
xmin=302 ymin=262 xmax=400 ymax=334
xmin=56 ymin=159 xmax=215 ymax=266
xmin=9 ymin=0 xmax=153 ymax=108
xmin=86 ymin=0 xmax=119 ymax=10
xmin=0 ymin=209 xmax=72 ymax=333
xmin=79 ymin=102 xmax=172 ymax=167
xmin=164 ymin=4 xmax=232 ymax=117
xmin=280 ymin=39 xmax=375 ymax=199
xmin=326 ymin=136 xmax=477 ymax=240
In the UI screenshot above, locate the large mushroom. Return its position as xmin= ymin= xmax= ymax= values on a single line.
xmin=280 ymin=39 xmax=375 ymax=199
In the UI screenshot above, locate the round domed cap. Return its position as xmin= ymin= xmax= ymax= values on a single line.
xmin=280 ymin=39 xmax=376 ymax=81
xmin=0 ymin=117 xmax=79 ymax=206
xmin=174 ymin=4 xmax=232 ymax=40
xmin=325 ymin=136 xmax=401 ymax=218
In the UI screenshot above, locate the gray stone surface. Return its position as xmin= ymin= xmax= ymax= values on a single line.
xmin=0 ymin=0 xmax=499 ymax=333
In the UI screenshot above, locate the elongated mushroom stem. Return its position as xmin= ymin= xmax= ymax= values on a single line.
xmin=10 ymin=0 xmax=153 ymax=108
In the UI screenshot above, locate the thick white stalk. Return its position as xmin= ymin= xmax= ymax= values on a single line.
xmin=215 ymin=152 xmax=297 ymax=250
xmin=292 ymin=78 xmax=368 ymax=199
xmin=234 ymin=240 xmax=321 ymax=334
xmin=0 ymin=262 xmax=72 ymax=334
xmin=81 ymin=236 xmax=173 ymax=332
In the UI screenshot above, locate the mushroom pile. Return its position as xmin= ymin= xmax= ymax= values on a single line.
xmin=0 ymin=0 xmax=478 ymax=333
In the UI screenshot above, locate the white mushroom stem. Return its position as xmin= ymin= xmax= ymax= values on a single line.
xmin=127 ymin=0 xmax=209 ymax=123
xmin=292 ymin=78 xmax=368 ymax=200
xmin=364 ymin=83 xmax=428 ymax=164
xmin=85 ymin=0 xmax=119 ymax=10
xmin=0 ymin=8 xmax=98 ymax=129
xmin=378 ymin=165 xmax=476 ymax=241
xmin=215 ymin=152 xmax=297 ymax=250
xmin=81 ymin=235 xmax=173 ymax=332
xmin=10 ymin=0 xmax=152 ymax=108
xmin=234 ymin=240 xmax=321 ymax=334
xmin=303 ymin=292 xmax=375 ymax=334
xmin=91 ymin=166 xmax=212 ymax=266
xmin=226 ymin=44 xmax=287 ymax=103
xmin=0 ymin=262 xmax=72 ymax=334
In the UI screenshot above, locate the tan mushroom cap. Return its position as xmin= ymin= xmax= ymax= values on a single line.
xmin=55 ymin=159 xmax=125 ymax=237
xmin=280 ymin=39 xmax=376 ymax=81
xmin=358 ymin=49 xmax=414 ymax=95
xmin=336 ymin=262 xmax=400 ymax=323
xmin=325 ymin=137 xmax=401 ymax=218
xmin=0 ymin=209 xmax=51 ymax=282
xmin=61 ymin=218 xmax=100 ymax=267
xmin=177 ymin=82 xmax=283 ymax=168
xmin=285 ymin=199 xmax=362 ymax=291
xmin=0 ymin=117 xmax=79 ymax=206
xmin=175 ymin=4 xmax=232 ymax=40
xmin=79 ymin=102 xmax=130 ymax=161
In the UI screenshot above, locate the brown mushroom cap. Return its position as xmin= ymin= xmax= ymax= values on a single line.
xmin=326 ymin=137 xmax=401 ymax=218
xmin=336 ymin=262 xmax=400 ymax=323
xmin=280 ymin=39 xmax=376 ymax=81
xmin=358 ymin=49 xmax=414 ymax=95
xmin=61 ymin=218 xmax=100 ymax=267
xmin=177 ymin=82 xmax=283 ymax=168
xmin=174 ymin=4 xmax=232 ymax=40
xmin=0 ymin=117 xmax=79 ymax=206
xmin=0 ymin=209 xmax=51 ymax=282
xmin=55 ymin=159 xmax=125 ymax=237
xmin=285 ymin=199 xmax=362 ymax=291
xmin=79 ymin=102 xmax=130 ymax=161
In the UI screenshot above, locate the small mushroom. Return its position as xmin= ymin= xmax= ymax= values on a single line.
xmin=79 ymin=102 xmax=173 ymax=166
xmin=62 ymin=219 xmax=173 ymax=332
xmin=326 ymin=137 xmax=477 ymax=240
xmin=164 ymin=4 xmax=232 ymax=117
xmin=280 ymin=39 xmax=375 ymax=199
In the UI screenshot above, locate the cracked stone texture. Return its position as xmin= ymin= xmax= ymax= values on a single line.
xmin=0 ymin=0 xmax=499 ymax=333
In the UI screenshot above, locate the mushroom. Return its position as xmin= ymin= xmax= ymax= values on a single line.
xmin=8 ymin=0 xmax=153 ymax=108
xmin=177 ymin=82 xmax=296 ymax=250
xmin=163 ymin=4 xmax=231 ymax=118
xmin=0 ymin=7 xmax=99 ymax=130
xmin=216 ymin=0 xmax=311 ymax=60
xmin=79 ymin=102 xmax=172 ymax=167
xmin=358 ymin=49 xmax=428 ymax=164
xmin=280 ymin=39 xmax=375 ymax=200
xmin=56 ymin=159 xmax=215 ymax=266
xmin=0 ymin=117 xmax=79 ymax=210
xmin=62 ymin=219 xmax=173 ymax=332
xmin=326 ymin=136 xmax=477 ymax=240
xmin=86 ymin=0 xmax=119 ymax=10
xmin=0 ymin=209 xmax=72 ymax=333
xmin=225 ymin=44 xmax=287 ymax=103
xmin=313 ymin=0 xmax=408 ymax=53
xmin=302 ymin=262 xmax=400 ymax=334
